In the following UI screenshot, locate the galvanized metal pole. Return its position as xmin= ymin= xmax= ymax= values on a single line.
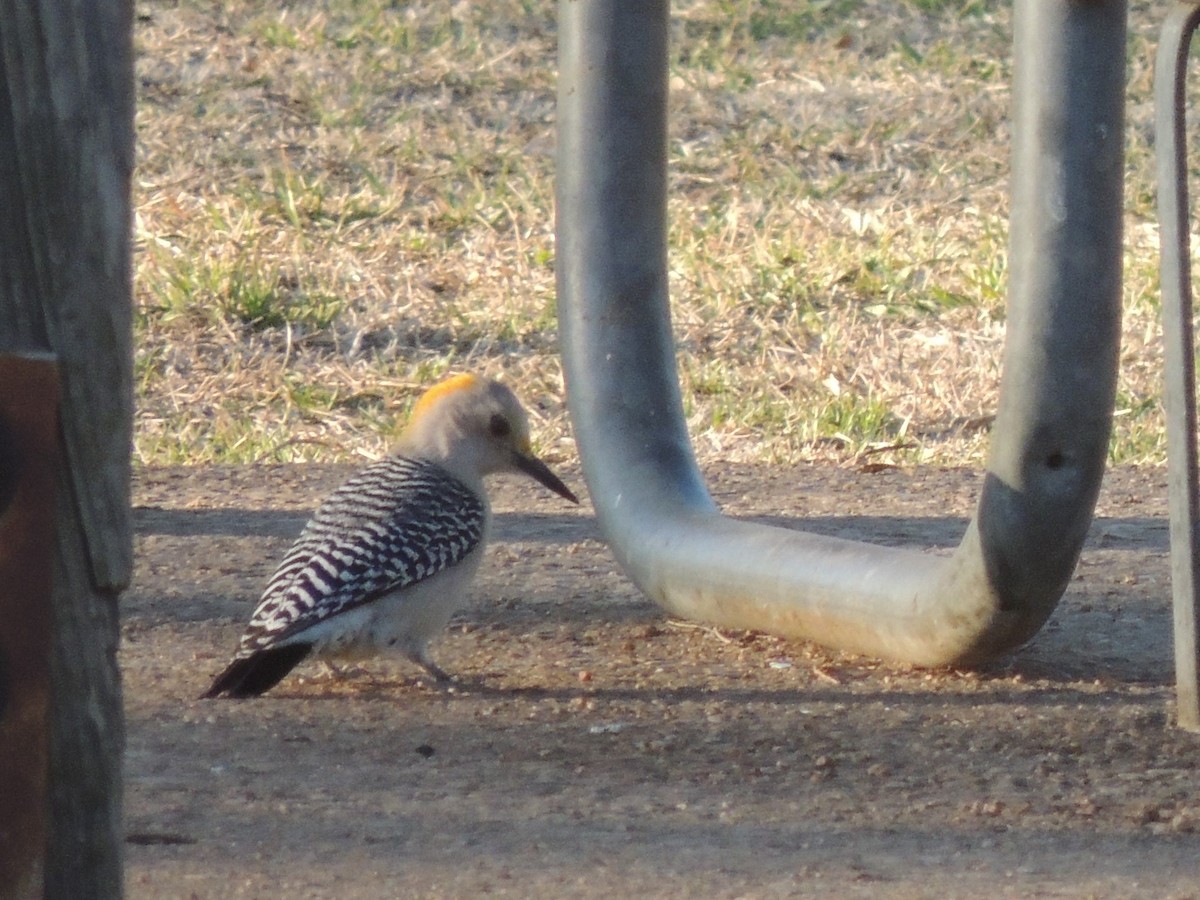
xmin=1155 ymin=2 xmax=1200 ymax=732
xmin=556 ymin=0 xmax=1126 ymax=666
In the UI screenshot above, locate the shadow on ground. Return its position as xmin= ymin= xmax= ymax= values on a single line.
xmin=122 ymin=463 xmax=1197 ymax=899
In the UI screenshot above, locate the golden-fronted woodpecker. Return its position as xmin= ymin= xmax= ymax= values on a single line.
xmin=203 ymin=374 xmax=577 ymax=698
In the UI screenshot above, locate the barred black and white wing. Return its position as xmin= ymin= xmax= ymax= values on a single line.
xmin=203 ymin=456 xmax=484 ymax=697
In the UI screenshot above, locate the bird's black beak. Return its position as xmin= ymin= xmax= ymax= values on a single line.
xmin=513 ymin=451 xmax=579 ymax=504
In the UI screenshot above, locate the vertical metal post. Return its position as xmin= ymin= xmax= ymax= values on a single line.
xmin=1155 ymin=2 xmax=1200 ymax=732
xmin=556 ymin=0 xmax=1126 ymax=665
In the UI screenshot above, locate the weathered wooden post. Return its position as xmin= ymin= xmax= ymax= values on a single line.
xmin=0 ymin=0 xmax=135 ymax=895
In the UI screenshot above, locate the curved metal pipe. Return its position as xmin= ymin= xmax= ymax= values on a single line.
xmin=556 ymin=0 xmax=1125 ymax=665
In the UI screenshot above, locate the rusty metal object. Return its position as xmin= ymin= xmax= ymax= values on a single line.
xmin=0 ymin=353 xmax=60 ymax=899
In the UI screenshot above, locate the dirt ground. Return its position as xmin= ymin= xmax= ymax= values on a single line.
xmin=122 ymin=462 xmax=1200 ymax=898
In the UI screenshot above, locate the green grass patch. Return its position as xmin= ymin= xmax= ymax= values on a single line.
xmin=133 ymin=0 xmax=1169 ymax=468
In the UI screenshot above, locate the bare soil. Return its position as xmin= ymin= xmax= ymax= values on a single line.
xmin=123 ymin=463 xmax=1200 ymax=898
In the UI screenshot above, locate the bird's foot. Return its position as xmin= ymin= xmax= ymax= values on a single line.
xmin=417 ymin=659 xmax=452 ymax=683
xmin=317 ymin=660 xmax=373 ymax=682
xmin=412 ymin=660 xmax=489 ymax=693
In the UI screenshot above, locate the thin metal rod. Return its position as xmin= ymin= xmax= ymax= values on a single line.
xmin=557 ymin=0 xmax=1125 ymax=666
xmin=1155 ymin=2 xmax=1200 ymax=732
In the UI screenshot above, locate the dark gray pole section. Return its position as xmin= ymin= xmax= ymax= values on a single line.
xmin=557 ymin=0 xmax=1125 ymax=666
xmin=1155 ymin=2 xmax=1200 ymax=732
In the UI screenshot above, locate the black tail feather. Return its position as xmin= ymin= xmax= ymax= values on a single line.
xmin=201 ymin=643 xmax=313 ymax=699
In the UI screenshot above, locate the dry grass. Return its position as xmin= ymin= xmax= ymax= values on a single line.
xmin=134 ymin=0 xmax=1174 ymax=469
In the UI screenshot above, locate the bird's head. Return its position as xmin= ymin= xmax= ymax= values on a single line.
xmin=402 ymin=374 xmax=578 ymax=503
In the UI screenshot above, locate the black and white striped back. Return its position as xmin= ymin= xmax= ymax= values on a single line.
xmin=236 ymin=455 xmax=485 ymax=656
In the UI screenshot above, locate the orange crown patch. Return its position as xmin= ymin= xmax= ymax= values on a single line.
xmin=410 ymin=373 xmax=480 ymax=422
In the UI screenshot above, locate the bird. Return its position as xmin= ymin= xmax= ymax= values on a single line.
xmin=202 ymin=373 xmax=578 ymax=698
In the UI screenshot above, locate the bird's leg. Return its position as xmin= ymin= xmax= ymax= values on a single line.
xmin=415 ymin=656 xmax=452 ymax=684
xmin=408 ymin=649 xmax=484 ymax=689
xmin=318 ymin=659 xmax=345 ymax=679
xmin=414 ymin=654 xmax=495 ymax=692
xmin=317 ymin=659 xmax=372 ymax=682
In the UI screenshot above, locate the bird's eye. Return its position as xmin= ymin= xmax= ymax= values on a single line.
xmin=488 ymin=413 xmax=511 ymax=438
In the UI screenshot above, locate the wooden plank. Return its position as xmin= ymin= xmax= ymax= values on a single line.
xmin=0 ymin=355 xmax=60 ymax=900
